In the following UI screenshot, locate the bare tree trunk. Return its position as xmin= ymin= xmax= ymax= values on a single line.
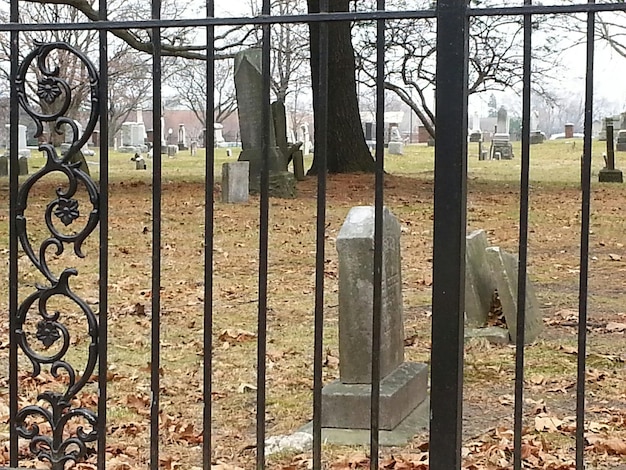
xmin=307 ymin=0 xmax=375 ymax=174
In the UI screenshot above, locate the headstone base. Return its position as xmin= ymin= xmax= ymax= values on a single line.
xmin=492 ymin=142 xmax=513 ymax=160
xmin=250 ymin=171 xmax=297 ymax=198
xmin=321 ymin=362 xmax=428 ymax=431
xmin=299 ymin=397 xmax=429 ymax=446
xmin=599 ymin=168 xmax=624 ymax=183
xmin=388 ymin=142 xmax=404 ymax=155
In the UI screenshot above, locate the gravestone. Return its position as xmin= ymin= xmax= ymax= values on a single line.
xmin=599 ymin=118 xmax=624 ymax=183
xmin=616 ymin=130 xmax=626 ymax=152
xmin=0 ymin=156 xmax=7 ymax=176
xmin=190 ymin=141 xmax=198 ymax=156
xmin=222 ymin=161 xmax=249 ymax=203
xmin=388 ymin=126 xmax=404 ymax=155
xmin=465 ymin=230 xmax=495 ymax=327
xmin=292 ymin=150 xmax=305 ymax=181
xmin=490 ymin=107 xmax=513 ymax=160
xmin=234 ymin=48 xmax=295 ymax=197
xmin=178 ymin=124 xmax=187 ymax=151
xmin=322 ymin=206 xmax=428 ymax=431
xmin=167 ymin=145 xmax=178 ymax=158
xmin=485 ymin=247 xmax=543 ymax=343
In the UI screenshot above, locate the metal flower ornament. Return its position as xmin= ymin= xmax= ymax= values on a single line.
xmin=13 ymin=41 xmax=101 ymax=469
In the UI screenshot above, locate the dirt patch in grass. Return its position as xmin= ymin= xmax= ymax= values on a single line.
xmin=1 ymin=166 xmax=626 ymax=468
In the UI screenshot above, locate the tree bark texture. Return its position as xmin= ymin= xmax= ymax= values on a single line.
xmin=307 ymin=0 xmax=375 ymax=174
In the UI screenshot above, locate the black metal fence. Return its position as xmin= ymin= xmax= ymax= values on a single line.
xmin=2 ymin=0 xmax=625 ymax=469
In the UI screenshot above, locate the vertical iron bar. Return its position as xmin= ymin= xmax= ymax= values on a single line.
xmin=513 ymin=3 xmax=532 ymax=469
xmin=203 ymin=1 xmax=215 ymax=469
xmin=430 ymin=0 xmax=468 ymax=469
xmin=577 ymin=2 xmax=595 ymax=468
xmin=312 ymin=0 xmax=329 ymax=468
xmin=8 ymin=0 xmax=19 ymax=464
xmin=256 ymin=0 xmax=271 ymax=468
xmin=150 ymin=1 xmax=162 ymax=467
xmin=97 ymin=0 xmax=109 ymax=466
xmin=370 ymin=1 xmax=386 ymax=469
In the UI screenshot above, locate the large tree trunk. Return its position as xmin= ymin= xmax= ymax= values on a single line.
xmin=307 ymin=0 xmax=375 ymax=174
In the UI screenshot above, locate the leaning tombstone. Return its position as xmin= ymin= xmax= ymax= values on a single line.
xmin=321 ymin=206 xmax=428 ymax=438
xmin=234 ymin=48 xmax=295 ymax=197
xmin=485 ymin=247 xmax=543 ymax=343
xmin=221 ymin=161 xmax=249 ymax=204
xmin=465 ymin=230 xmax=496 ymax=327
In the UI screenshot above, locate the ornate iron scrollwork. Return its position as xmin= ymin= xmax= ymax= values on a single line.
xmin=13 ymin=41 xmax=101 ymax=469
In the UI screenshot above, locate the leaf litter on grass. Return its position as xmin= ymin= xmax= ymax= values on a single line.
xmin=1 ymin=160 xmax=626 ymax=468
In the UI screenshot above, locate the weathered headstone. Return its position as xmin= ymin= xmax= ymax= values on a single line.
xmin=221 ymin=161 xmax=249 ymax=204
xmin=178 ymin=123 xmax=187 ymax=151
xmin=292 ymin=150 xmax=305 ymax=181
xmin=490 ymin=107 xmax=513 ymax=159
xmin=388 ymin=126 xmax=404 ymax=155
xmin=322 ymin=206 xmax=428 ymax=431
xmin=234 ymin=48 xmax=295 ymax=197
xmin=465 ymin=230 xmax=495 ymax=327
xmin=135 ymin=156 xmax=146 ymax=170
xmin=167 ymin=145 xmax=178 ymax=158
xmin=0 ymin=156 xmax=7 ymax=176
xmin=485 ymin=247 xmax=543 ymax=343
xmin=18 ymin=156 xmax=28 ymax=175
xmin=616 ymin=130 xmax=626 ymax=152
xmin=599 ymin=118 xmax=624 ymax=183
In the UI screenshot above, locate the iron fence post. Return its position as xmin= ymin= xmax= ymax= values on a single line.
xmin=430 ymin=0 xmax=468 ymax=469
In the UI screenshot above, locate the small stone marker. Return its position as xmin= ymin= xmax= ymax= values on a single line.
xmin=485 ymin=247 xmax=543 ymax=343
xmin=221 ymin=161 xmax=249 ymax=204
xmin=18 ymin=156 xmax=28 ymax=175
xmin=0 ymin=156 xmax=7 ymax=177
xmin=322 ymin=206 xmax=428 ymax=431
xmin=135 ymin=156 xmax=146 ymax=170
xmin=167 ymin=145 xmax=178 ymax=158
xmin=465 ymin=230 xmax=495 ymax=327
xmin=292 ymin=150 xmax=305 ymax=181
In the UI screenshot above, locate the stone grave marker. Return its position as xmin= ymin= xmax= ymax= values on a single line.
xmin=0 ymin=156 xmax=7 ymax=176
xmin=234 ymin=48 xmax=295 ymax=197
xmin=222 ymin=161 xmax=249 ymax=204
xmin=388 ymin=126 xmax=404 ymax=155
xmin=322 ymin=206 xmax=428 ymax=432
xmin=490 ymin=107 xmax=513 ymax=159
xmin=485 ymin=247 xmax=543 ymax=343
xmin=465 ymin=230 xmax=495 ymax=327
xmin=599 ymin=118 xmax=624 ymax=183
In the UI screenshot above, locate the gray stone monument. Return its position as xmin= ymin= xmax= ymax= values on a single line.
xmin=485 ymin=247 xmax=543 ymax=343
xmin=234 ymin=48 xmax=295 ymax=197
xmin=322 ymin=206 xmax=428 ymax=432
xmin=0 ymin=156 xmax=7 ymax=176
xmin=222 ymin=161 xmax=249 ymax=204
xmin=490 ymin=107 xmax=513 ymax=159
xmin=465 ymin=230 xmax=495 ymax=327
xmin=388 ymin=126 xmax=404 ymax=155
xmin=599 ymin=118 xmax=624 ymax=183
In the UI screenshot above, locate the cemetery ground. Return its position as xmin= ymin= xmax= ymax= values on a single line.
xmin=1 ymin=140 xmax=626 ymax=469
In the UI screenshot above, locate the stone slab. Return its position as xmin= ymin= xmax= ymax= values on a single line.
xmin=321 ymin=362 xmax=428 ymax=431
xmin=301 ymin=394 xmax=430 ymax=446
xmin=486 ymin=247 xmax=542 ymax=343
xmin=221 ymin=161 xmax=249 ymax=203
xmin=292 ymin=150 xmax=306 ymax=181
xmin=465 ymin=229 xmax=495 ymax=327
xmin=337 ymin=206 xmax=404 ymax=383
xmin=388 ymin=142 xmax=404 ymax=155
xmin=18 ymin=157 xmax=28 ymax=176
xmin=0 ymin=156 xmax=7 ymax=177
xmin=465 ymin=326 xmax=510 ymax=345
xmin=599 ymin=168 xmax=623 ymax=183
